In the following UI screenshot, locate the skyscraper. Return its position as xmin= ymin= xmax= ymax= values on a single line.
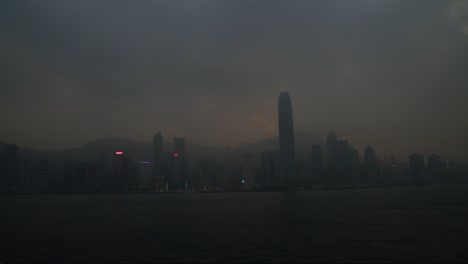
xmin=138 ymin=161 xmax=152 ymax=190
xmin=153 ymin=132 xmax=163 ymax=170
xmin=173 ymin=138 xmax=186 ymax=159
xmin=197 ymin=156 xmax=216 ymax=190
xmin=153 ymin=132 xmax=163 ymax=190
xmin=409 ymin=153 xmax=425 ymax=186
xmin=113 ymin=151 xmax=124 ymax=192
xmin=326 ymin=132 xmax=338 ymax=185
xmin=261 ymin=151 xmax=280 ymax=187
xmin=278 ymin=92 xmax=295 ymax=188
xmin=336 ymin=140 xmax=351 ymax=185
xmin=364 ymin=146 xmax=379 ymax=185
xmin=427 ymin=153 xmax=447 ymax=184
xmin=310 ymin=144 xmax=324 ymax=185
xmin=241 ymin=153 xmax=255 ymax=190
xmin=0 ymin=144 xmax=18 ymax=191
xmin=349 ymin=149 xmax=360 ymax=186
xmin=173 ymin=138 xmax=187 ymax=190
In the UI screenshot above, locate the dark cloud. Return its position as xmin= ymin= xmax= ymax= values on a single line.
xmin=1 ymin=0 xmax=467 ymax=161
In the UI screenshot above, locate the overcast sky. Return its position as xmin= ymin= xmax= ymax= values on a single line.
xmin=1 ymin=0 xmax=468 ymax=161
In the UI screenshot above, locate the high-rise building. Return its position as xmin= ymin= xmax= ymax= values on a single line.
xmin=96 ymin=152 xmax=108 ymax=190
xmin=62 ymin=160 xmax=98 ymax=193
xmin=427 ymin=154 xmax=446 ymax=184
xmin=63 ymin=159 xmax=85 ymax=192
xmin=181 ymin=159 xmax=189 ymax=190
xmin=349 ymin=149 xmax=360 ymax=186
xmin=310 ymin=145 xmax=323 ymax=185
xmin=170 ymin=138 xmax=187 ymax=190
xmin=336 ymin=140 xmax=351 ymax=185
xmin=174 ymin=138 xmax=186 ymax=159
xmin=294 ymin=159 xmax=308 ymax=187
xmin=389 ymin=155 xmax=400 ymax=185
xmin=278 ymin=92 xmax=295 ymax=188
xmin=409 ymin=153 xmax=425 ymax=186
xmin=197 ymin=156 xmax=216 ymax=190
xmin=160 ymin=151 xmax=188 ymax=191
xmin=326 ymin=132 xmax=338 ymax=185
xmin=160 ymin=153 xmax=172 ymax=191
xmin=364 ymin=146 xmax=377 ymax=166
xmin=0 ymin=144 xmax=18 ymax=191
xmin=153 ymin=132 xmax=163 ymax=176
xmin=241 ymin=153 xmax=255 ymax=190
xmin=110 ymin=151 xmax=137 ymax=192
xmin=364 ymin=145 xmax=379 ymax=185
xmin=261 ymin=151 xmax=280 ymax=187
xmin=30 ymin=160 xmax=53 ymax=192
xmin=171 ymin=152 xmax=182 ymax=190
xmin=138 ymin=161 xmax=152 ymax=190
xmin=113 ymin=151 xmax=125 ymax=191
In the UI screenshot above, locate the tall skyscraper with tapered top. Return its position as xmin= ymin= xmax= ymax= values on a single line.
xmin=153 ymin=132 xmax=165 ymax=188
xmin=278 ymin=92 xmax=295 ymax=188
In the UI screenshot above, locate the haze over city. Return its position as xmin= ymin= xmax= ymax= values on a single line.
xmin=3 ymin=1 xmax=468 ymax=263
xmin=2 ymin=0 xmax=468 ymax=161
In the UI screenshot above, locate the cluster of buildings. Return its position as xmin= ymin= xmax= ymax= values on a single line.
xmin=266 ymin=92 xmax=466 ymax=189
xmin=1 ymin=92 xmax=468 ymax=193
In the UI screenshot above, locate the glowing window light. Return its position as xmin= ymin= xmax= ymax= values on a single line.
xmin=116 ymin=151 xmax=123 ymax=155
xmin=173 ymin=153 xmax=179 ymax=157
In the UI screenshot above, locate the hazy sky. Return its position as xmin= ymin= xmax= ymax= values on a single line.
xmin=1 ymin=0 xmax=468 ymax=161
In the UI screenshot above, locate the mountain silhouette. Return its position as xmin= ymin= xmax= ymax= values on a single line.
xmin=77 ymin=131 xmax=322 ymax=167
xmin=7 ymin=131 xmax=324 ymax=167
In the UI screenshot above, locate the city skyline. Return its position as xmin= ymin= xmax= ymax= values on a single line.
xmin=3 ymin=1 xmax=468 ymax=263
xmin=0 ymin=91 xmax=466 ymax=175
xmin=1 ymin=0 xmax=468 ymax=161
xmin=0 ymin=124 xmax=465 ymax=164
xmin=1 ymin=98 xmax=464 ymax=194
xmin=0 ymin=89 xmax=464 ymax=164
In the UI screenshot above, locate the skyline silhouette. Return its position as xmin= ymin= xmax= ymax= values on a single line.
xmin=1 ymin=1 xmax=468 ymax=161
xmin=2 ymin=1 xmax=468 ymax=262
xmin=1 ymin=91 xmax=466 ymax=194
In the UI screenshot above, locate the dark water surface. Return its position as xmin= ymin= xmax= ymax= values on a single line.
xmin=2 ymin=185 xmax=468 ymax=263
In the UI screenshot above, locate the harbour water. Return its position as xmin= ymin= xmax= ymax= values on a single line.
xmin=2 ymin=185 xmax=468 ymax=263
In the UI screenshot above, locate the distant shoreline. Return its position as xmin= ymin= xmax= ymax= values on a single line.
xmin=1 ymin=183 xmax=464 ymax=196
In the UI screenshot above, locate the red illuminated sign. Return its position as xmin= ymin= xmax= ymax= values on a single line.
xmin=116 ymin=151 xmax=123 ymax=155
xmin=173 ymin=153 xmax=179 ymax=157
